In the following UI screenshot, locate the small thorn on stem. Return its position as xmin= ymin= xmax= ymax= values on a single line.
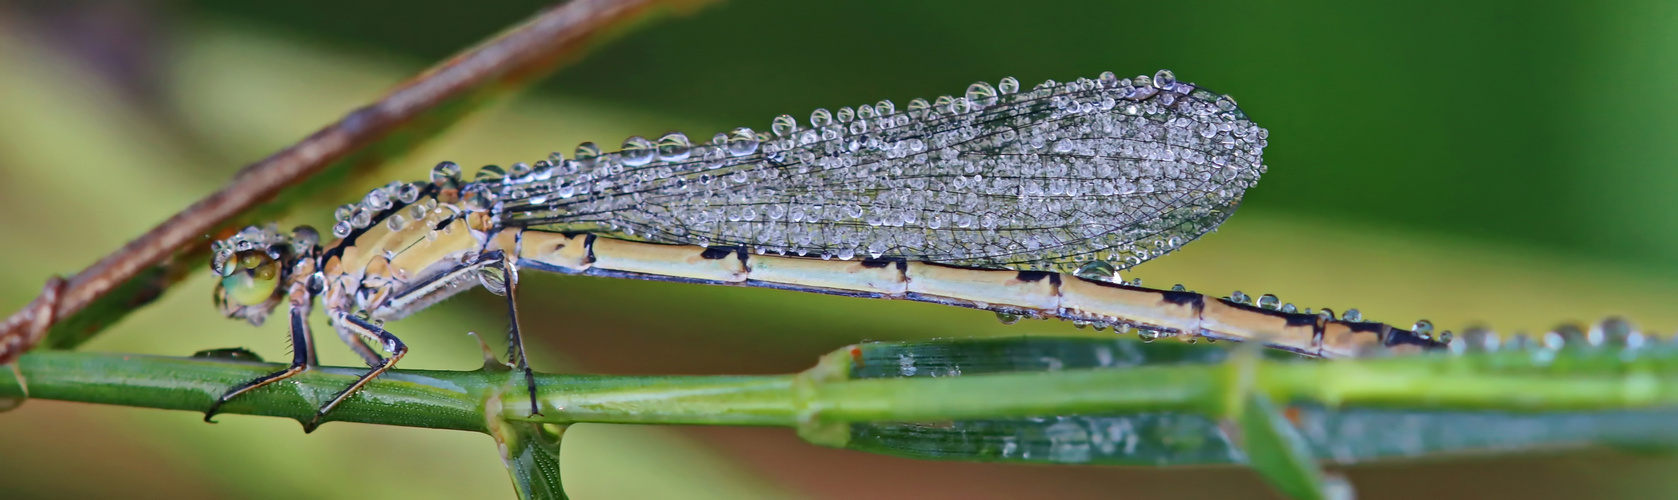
xmin=467 ymin=331 xmax=513 ymax=371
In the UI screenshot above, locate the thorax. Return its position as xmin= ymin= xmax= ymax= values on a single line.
xmin=318 ymin=196 xmax=505 ymax=319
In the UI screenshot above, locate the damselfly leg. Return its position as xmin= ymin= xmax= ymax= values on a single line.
xmin=204 ymin=287 xmax=316 ymax=422
xmin=482 ymin=250 xmax=542 ymax=416
xmin=306 ymin=314 xmax=408 ymax=432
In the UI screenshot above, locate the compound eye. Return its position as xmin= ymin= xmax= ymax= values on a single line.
xmin=221 ymin=251 xmax=281 ymax=306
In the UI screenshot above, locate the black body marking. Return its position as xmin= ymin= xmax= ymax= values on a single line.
xmin=861 ymin=257 xmax=906 ymax=269
xmin=700 ymin=247 xmax=734 ymax=260
xmin=1014 ymin=270 xmax=1052 ymax=282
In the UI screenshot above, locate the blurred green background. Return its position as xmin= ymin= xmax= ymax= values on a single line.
xmin=4 ymin=1 xmax=1678 ymax=498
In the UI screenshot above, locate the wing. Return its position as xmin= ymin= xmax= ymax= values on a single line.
xmin=488 ymin=70 xmax=1267 ymax=272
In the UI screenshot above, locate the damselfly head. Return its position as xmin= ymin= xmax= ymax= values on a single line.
xmin=211 ymin=225 xmax=313 ymax=325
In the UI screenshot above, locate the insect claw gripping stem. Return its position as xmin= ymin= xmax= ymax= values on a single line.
xmin=204 ymin=294 xmax=318 ymax=423
xmin=306 ymin=314 xmax=408 ymax=432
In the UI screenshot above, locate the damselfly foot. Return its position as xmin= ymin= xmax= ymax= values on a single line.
xmin=204 ymin=290 xmax=317 ymax=423
xmin=301 ymin=314 xmax=410 ymax=432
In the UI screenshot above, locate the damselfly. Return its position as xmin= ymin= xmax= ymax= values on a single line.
xmin=206 ymin=69 xmax=1447 ymax=428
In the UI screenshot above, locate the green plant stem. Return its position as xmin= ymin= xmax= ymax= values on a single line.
xmin=7 ymin=348 xmax=1678 ymax=436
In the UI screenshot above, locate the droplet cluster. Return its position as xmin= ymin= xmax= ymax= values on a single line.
xmin=211 ymin=224 xmax=290 ymax=276
xmin=329 ymin=180 xmax=431 ymax=238
xmin=478 ymin=70 xmax=1267 ymax=271
xmin=1450 ymin=316 xmax=1651 ymax=356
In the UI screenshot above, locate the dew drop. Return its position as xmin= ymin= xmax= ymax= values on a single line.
xmin=995 ymin=311 xmax=1023 ymax=325
xmin=1152 ymin=69 xmax=1176 ymax=89
xmin=1549 ymin=323 xmax=1591 ymax=349
xmin=1073 ymin=260 xmax=1118 ymax=282
xmin=875 ymin=99 xmax=896 ymax=116
xmin=396 ymin=182 xmax=422 ymax=204
xmin=1411 ymin=319 xmax=1434 ymax=339
xmin=810 ymin=108 xmax=832 ymax=128
xmin=351 ymin=206 xmax=373 ymax=228
xmin=1458 ymin=326 xmax=1500 ymax=354
xmin=656 ymin=132 xmax=692 ymax=162
xmin=334 ymin=203 xmax=356 ymax=222
xmin=473 ymin=165 xmax=505 ymax=183
xmin=284 ymin=224 xmax=316 ymax=250
xmin=998 ymin=76 xmax=1020 ymax=95
xmin=1229 ymin=290 xmax=1250 ymax=305
xmin=509 ymin=162 xmax=533 ymax=178
xmin=1318 ymin=308 xmax=1337 ymax=321
xmin=931 ymin=95 xmax=956 ymax=115
xmin=772 ymin=114 xmax=798 ymax=137
xmin=1595 ymin=316 xmax=1644 ymax=350
xmin=574 ymin=142 xmax=602 ymax=167
xmin=1257 ymin=294 xmax=1279 ymax=310
xmin=1506 ymin=332 xmax=1535 ymax=350
xmin=478 ymin=266 xmax=509 ymax=296
xmin=331 ymin=220 xmax=353 ymax=238
xmin=966 ymin=81 xmax=998 ymax=108
xmin=867 ymin=239 xmax=887 ymax=258
xmin=727 ymin=127 xmax=759 ymax=157
xmin=1280 ymin=303 xmax=1297 ymax=313
xmin=1216 ymin=95 xmax=1239 ymax=111
xmin=430 ymin=161 xmax=462 ymax=186
xmin=1097 ymin=71 xmax=1119 ymax=88
xmin=907 ymin=98 xmax=931 ymax=115
xmin=364 ymin=187 xmax=393 ymax=210
xmin=385 ymin=213 xmax=407 ymax=231
xmin=1342 ymin=308 xmax=1363 ymax=323
xmin=1137 ymin=327 xmax=1171 ymax=342
xmin=621 ymin=136 xmax=656 ymax=166
xmin=836 ymin=107 xmax=855 ymax=123
xmin=1171 ymin=284 xmax=1187 ymax=292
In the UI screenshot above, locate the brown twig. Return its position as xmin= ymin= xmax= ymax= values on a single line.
xmin=0 ymin=0 xmax=709 ymax=365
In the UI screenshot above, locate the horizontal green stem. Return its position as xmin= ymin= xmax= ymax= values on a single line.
xmin=799 ymin=365 xmax=1223 ymax=422
xmin=516 ymin=374 xmax=798 ymax=426
xmin=7 ymin=346 xmax=1678 ymax=436
xmin=4 ymin=351 xmax=499 ymax=431
xmin=1263 ymin=355 xmax=1678 ymax=409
